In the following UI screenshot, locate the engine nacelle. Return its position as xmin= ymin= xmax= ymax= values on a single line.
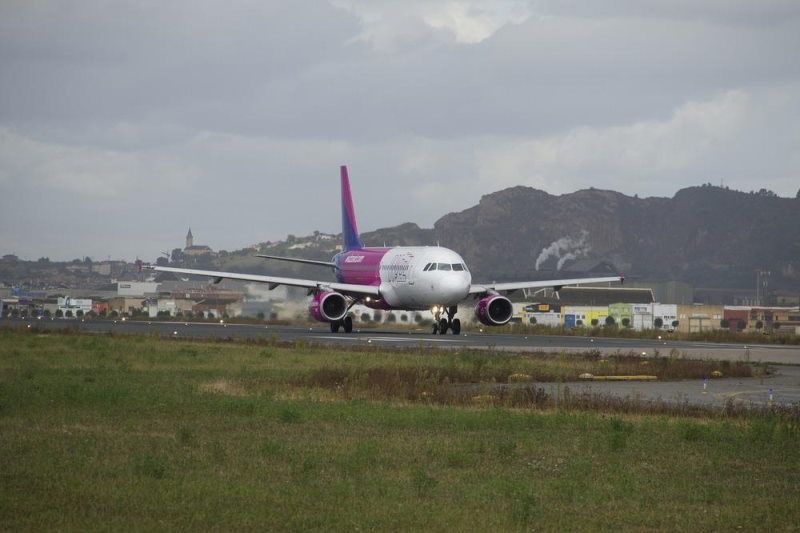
xmin=474 ymin=294 xmax=513 ymax=326
xmin=308 ymin=291 xmax=347 ymax=322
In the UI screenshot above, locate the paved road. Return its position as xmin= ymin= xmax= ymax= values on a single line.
xmin=5 ymin=317 xmax=798 ymax=364
xmin=5 ymin=318 xmax=799 ymax=407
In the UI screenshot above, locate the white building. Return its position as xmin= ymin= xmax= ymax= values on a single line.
xmin=117 ymin=281 xmax=159 ymax=297
xmin=57 ymin=297 xmax=92 ymax=316
xmin=632 ymin=303 xmax=678 ymax=330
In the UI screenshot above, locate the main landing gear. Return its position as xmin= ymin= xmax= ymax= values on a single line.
xmin=330 ymin=316 xmax=353 ymax=333
xmin=432 ymin=305 xmax=461 ymax=335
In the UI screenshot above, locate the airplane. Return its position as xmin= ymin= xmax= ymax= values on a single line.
xmin=148 ymin=166 xmax=623 ymax=334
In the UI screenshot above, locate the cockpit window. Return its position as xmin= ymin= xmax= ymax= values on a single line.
xmin=452 ymin=263 xmax=464 ymax=271
xmin=423 ymin=263 xmax=433 ymax=271
xmin=437 ymin=263 xmax=452 ymax=271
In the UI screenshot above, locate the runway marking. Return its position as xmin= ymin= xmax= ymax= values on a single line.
xmin=307 ymin=335 xmax=461 ymax=343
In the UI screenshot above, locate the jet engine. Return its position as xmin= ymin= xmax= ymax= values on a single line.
xmin=309 ymin=291 xmax=348 ymax=322
xmin=474 ymin=294 xmax=513 ymax=326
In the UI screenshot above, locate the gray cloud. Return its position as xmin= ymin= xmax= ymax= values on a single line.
xmin=1 ymin=1 xmax=799 ymax=261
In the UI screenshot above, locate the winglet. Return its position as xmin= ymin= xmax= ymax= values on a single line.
xmin=340 ymin=165 xmax=364 ymax=251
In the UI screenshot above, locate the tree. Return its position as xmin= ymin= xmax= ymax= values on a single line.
xmin=65 ymin=310 xmax=73 ymax=318
xmin=386 ymin=313 xmax=396 ymax=323
xmin=591 ymin=318 xmax=599 ymax=326
xmin=720 ymin=319 xmax=730 ymax=329
xmin=76 ymin=310 xmax=84 ymax=317
xmin=529 ymin=317 xmax=537 ymax=324
xmin=43 ymin=309 xmax=51 ymax=317
xmin=156 ymin=256 xmax=169 ymax=266
xmin=605 ymin=316 xmax=616 ymax=326
xmin=400 ymin=314 xmax=408 ymax=322
xmin=256 ymin=311 xmax=265 ymax=320
xmin=755 ymin=320 xmax=764 ymax=330
xmin=654 ymin=317 xmax=664 ymax=328
xmin=10 ymin=309 xmax=19 ymax=318
xmin=55 ymin=309 xmax=63 ymax=318
xmin=361 ymin=312 xmax=371 ymax=322
xmin=773 ymin=322 xmax=781 ymax=331
xmin=621 ymin=317 xmax=631 ymax=328
xmin=672 ymin=320 xmax=679 ymax=328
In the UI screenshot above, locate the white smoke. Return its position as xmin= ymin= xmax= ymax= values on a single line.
xmin=535 ymin=231 xmax=590 ymax=271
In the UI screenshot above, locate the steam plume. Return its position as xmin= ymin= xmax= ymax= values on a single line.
xmin=535 ymin=231 xmax=590 ymax=271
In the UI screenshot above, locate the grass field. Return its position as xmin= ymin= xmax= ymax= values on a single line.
xmin=1 ymin=331 xmax=798 ymax=530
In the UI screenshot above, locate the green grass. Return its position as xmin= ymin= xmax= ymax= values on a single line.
xmin=1 ymin=331 xmax=798 ymax=530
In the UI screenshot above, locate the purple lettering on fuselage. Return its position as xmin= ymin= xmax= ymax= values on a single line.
xmin=335 ymin=248 xmax=389 ymax=286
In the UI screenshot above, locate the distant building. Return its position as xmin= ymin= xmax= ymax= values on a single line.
xmin=676 ymin=304 xmax=724 ymax=333
xmin=117 ymin=281 xmax=159 ymax=297
xmin=184 ymin=227 xmax=214 ymax=257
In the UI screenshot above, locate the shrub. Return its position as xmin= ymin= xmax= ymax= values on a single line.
xmin=654 ymin=317 xmax=663 ymax=328
xmin=755 ymin=320 xmax=764 ymax=330
xmin=621 ymin=318 xmax=630 ymax=328
xmin=360 ymin=313 xmax=371 ymax=322
xmin=720 ymin=319 xmax=730 ymax=328
xmin=591 ymin=318 xmax=599 ymax=326
xmin=605 ymin=316 xmax=615 ymax=326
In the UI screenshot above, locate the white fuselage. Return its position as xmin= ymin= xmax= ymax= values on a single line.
xmin=376 ymin=247 xmax=472 ymax=310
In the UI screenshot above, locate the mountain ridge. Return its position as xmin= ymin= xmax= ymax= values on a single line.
xmin=213 ymin=184 xmax=799 ymax=289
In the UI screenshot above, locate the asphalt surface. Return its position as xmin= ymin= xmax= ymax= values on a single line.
xmin=4 ymin=317 xmax=799 ymax=407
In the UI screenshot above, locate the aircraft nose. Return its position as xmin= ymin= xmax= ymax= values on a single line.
xmin=440 ymin=274 xmax=470 ymax=301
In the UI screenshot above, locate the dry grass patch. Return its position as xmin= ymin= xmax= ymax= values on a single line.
xmin=199 ymin=379 xmax=248 ymax=396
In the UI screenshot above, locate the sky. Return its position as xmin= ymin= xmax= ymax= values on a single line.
xmin=1 ymin=0 xmax=799 ymax=261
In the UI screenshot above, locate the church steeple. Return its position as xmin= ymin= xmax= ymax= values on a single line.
xmin=186 ymin=227 xmax=194 ymax=249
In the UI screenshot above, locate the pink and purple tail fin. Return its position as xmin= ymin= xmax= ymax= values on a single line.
xmin=340 ymin=165 xmax=364 ymax=251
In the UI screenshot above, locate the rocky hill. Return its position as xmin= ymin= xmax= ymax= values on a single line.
xmin=208 ymin=185 xmax=799 ymax=289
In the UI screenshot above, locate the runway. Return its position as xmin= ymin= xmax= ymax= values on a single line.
xmin=6 ymin=317 xmax=798 ymax=364
xmin=5 ymin=317 xmax=799 ymax=407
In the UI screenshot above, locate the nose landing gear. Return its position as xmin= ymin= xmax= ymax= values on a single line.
xmin=432 ymin=305 xmax=461 ymax=335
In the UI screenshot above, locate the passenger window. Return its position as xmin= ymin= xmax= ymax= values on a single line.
xmin=438 ymin=263 xmax=451 ymax=271
xmin=452 ymin=264 xmax=464 ymax=271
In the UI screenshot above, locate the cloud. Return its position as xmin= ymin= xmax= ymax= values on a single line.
xmin=0 ymin=127 xmax=196 ymax=198
xmin=1 ymin=1 xmax=799 ymax=261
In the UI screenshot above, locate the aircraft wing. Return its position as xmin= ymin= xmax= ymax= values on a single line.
xmin=469 ymin=275 xmax=624 ymax=295
xmin=255 ymin=254 xmax=336 ymax=268
xmin=151 ymin=266 xmax=381 ymax=296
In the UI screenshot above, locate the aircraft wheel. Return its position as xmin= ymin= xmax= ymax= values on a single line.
xmin=343 ymin=316 xmax=353 ymax=333
xmin=330 ymin=321 xmax=340 ymax=333
xmin=451 ymin=318 xmax=461 ymax=335
xmin=438 ymin=318 xmax=449 ymax=335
